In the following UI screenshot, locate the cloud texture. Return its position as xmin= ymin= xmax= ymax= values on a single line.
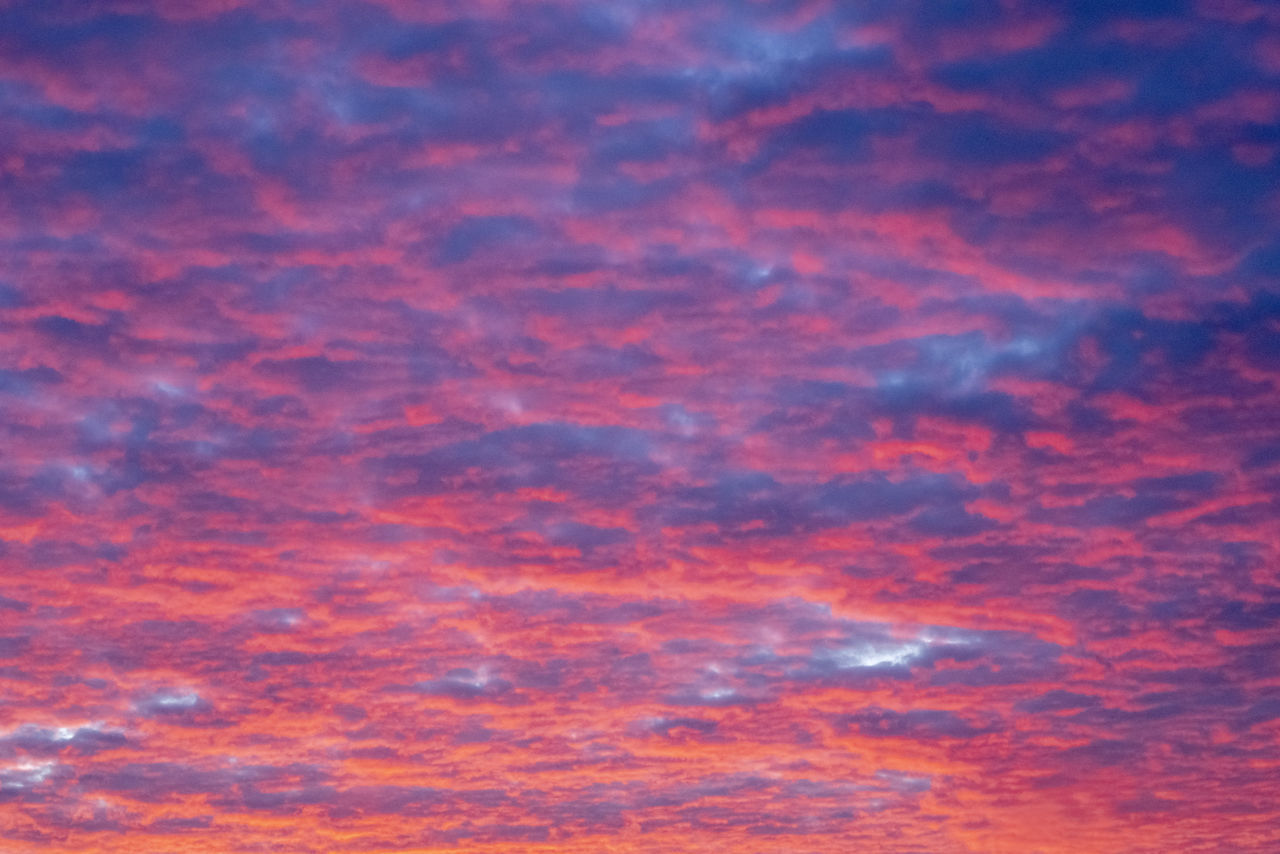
xmin=1 ymin=0 xmax=1279 ymax=851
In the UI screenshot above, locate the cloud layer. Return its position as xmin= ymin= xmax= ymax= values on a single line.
xmin=1 ymin=1 xmax=1279 ymax=851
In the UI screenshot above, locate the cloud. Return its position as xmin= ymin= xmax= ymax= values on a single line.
xmin=0 ymin=0 xmax=1277 ymax=850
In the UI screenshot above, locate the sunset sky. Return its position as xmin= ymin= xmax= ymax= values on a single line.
xmin=2 ymin=1 xmax=1280 ymax=852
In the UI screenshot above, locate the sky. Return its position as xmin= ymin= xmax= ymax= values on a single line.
xmin=0 ymin=1 xmax=1279 ymax=852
